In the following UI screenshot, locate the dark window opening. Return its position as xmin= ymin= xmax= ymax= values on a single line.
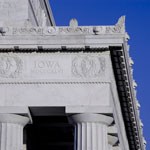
xmin=24 ymin=116 xmax=74 ymax=150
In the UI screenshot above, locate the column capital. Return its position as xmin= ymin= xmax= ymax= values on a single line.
xmin=69 ymin=113 xmax=113 ymax=126
xmin=0 ymin=114 xmax=29 ymax=126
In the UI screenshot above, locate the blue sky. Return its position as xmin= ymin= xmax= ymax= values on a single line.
xmin=50 ymin=0 xmax=150 ymax=149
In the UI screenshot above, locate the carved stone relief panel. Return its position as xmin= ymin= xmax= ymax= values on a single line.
xmin=0 ymin=55 xmax=23 ymax=78
xmin=72 ymin=55 xmax=105 ymax=78
xmin=0 ymin=53 xmax=110 ymax=83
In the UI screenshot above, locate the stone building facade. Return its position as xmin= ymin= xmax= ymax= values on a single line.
xmin=0 ymin=0 xmax=145 ymax=150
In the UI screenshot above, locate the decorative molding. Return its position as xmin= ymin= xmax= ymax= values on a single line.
xmin=1 ymin=17 xmax=126 ymax=36
xmin=2 ymin=26 xmax=125 ymax=36
xmin=0 ymin=81 xmax=110 ymax=85
xmin=12 ymin=27 xmax=43 ymax=35
xmin=48 ymin=26 xmax=91 ymax=35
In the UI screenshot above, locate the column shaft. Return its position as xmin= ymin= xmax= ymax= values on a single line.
xmin=0 ymin=123 xmax=23 ymax=150
xmin=0 ymin=114 xmax=29 ymax=150
xmin=70 ymin=114 xmax=113 ymax=150
xmin=75 ymin=122 xmax=108 ymax=150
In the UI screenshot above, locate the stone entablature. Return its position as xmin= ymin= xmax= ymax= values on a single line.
xmin=0 ymin=53 xmax=108 ymax=82
xmin=0 ymin=12 xmax=145 ymax=150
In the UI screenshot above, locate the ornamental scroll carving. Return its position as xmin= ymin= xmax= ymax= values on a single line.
xmin=48 ymin=27 xmax=91 ymax=34
xmin=72 ymin=56 xmax=105 ymax=78
xmin=12 ymin=27 xmax=43 ymax=35
xmin=0 ymin=55 xmax=23 ymax=78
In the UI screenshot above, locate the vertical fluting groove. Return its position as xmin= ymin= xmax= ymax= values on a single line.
xmin=6 ymin=123 xmax=9 ymax=150
xmin=102 ymin=125 xmax=104 ymax=150
xmin=97 ymin=123 xmax=102 ymax=150
xmin=103 ymin=125 xmax=108 ymax=150
xmin=77 ymin=123 xmax=82 ymax=150
xmin=103 ymin=125 xmax=106 ymax=150
xmin=1 ymin=123 xmax=7 ymax=150
xmin=17 ymin=125 xmax=19 ymax=150
xmin=16 ymin=125 xmax=20 ymax=150
xmin=74 ymin=125 xmax=77 ymax=150
xmin=0 ymin=123 xmax=2 ymax=149
xmin=87 ymin=122 xmax=92 ymax=150
xmin=6 ymin=124 xmax=8 ymax=150
xmin=82 ymin=123 xmax=86 ymax=150
xmin=12 ymin=125 xmax=15 ymax=150
xmin=11 ymin=124 xmax=16 ymax=150
xmin=16 ymin=125 xmax=19 ymax=150
xmin=85 ymin=123 xmax=87 ymax=150
xmin=92 ymin=123 xmax=97 ymax=150
xmin=6 ymin=124 xmax=12 ymax=150
xmin=20 ymin=126 xmax=23 ymax=150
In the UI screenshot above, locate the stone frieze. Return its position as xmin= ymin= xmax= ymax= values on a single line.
xmin=0 ymin=53 xmax=110 ymax=83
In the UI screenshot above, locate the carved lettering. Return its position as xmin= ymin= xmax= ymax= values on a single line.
xmin=32 ymin=60 xmax=63 ymax=74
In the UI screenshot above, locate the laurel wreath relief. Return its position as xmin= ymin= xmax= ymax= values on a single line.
xmin=72 ymin=56 xmax=105 ymax=78
xmin=0 ymin=55 xmax=23 ymax=78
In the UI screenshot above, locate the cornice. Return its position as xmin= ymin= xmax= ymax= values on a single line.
xmin=110 ymin=46 xmax=145 ymax=150
xmin=0 ymin=16 xmax=125 ymax=37
xmin=122 ymin=41 xmax=145 ymax=150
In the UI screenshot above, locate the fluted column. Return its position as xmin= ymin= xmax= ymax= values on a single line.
xmin=69 ymin=114 xmax=113 ymax=150
xmin=0 ymin=114 xmax=29 ymax=150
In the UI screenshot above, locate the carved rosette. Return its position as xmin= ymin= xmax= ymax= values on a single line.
xmin=72 ymin=55 xmax=105 ymax=78
xmin=0 ymin=55 xmax=23 ymax=78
